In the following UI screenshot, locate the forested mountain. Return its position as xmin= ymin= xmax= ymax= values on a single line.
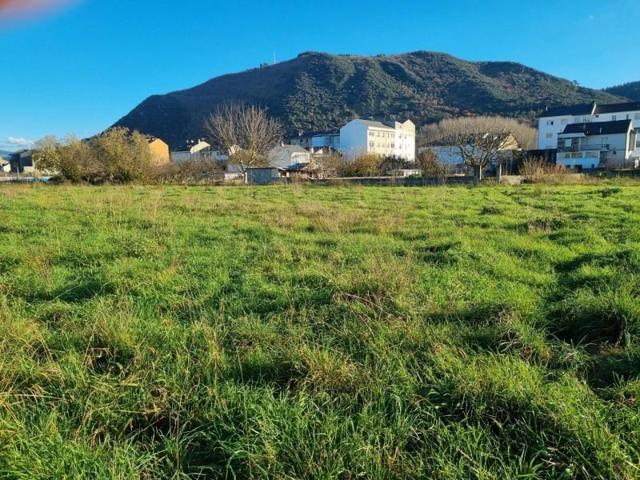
xmin=115 ymin=51 xmax=624 ymax=147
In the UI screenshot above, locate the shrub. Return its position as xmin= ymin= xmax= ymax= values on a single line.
xmin=416 ymin=149 xmax=447 ymax=177
xmin=337 ymin=154 xmax=382 ymax=177
xmin=521 ymin=159 xmax=569 ymax=183
xmin=33 ymin=128 xmax=155 ymax=184
xmin=151 ymin=159 xmax=223 ymax=185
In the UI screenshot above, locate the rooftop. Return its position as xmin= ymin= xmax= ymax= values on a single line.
xmin=541 ymin=101 xmax=640 ymax=118
xmin=559 ymin=120 xmax=633 ymax=136
xmin=540 ymin=103 xmax=596 ymax=118
xmin=594 ymin=102 xmax=640 ymax=114
xmin=351 ymin=119 xmax=395 ymax=130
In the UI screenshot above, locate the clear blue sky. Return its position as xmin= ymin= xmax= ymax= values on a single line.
xmin=1 ymin=0 xmax=639 ymax=150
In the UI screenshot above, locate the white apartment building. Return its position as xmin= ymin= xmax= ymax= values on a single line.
xmin=538 ymin=102 xmax=640 ymax=150
xmin=556 ymin=120 xmax=638 ymax=170
xmin=339 ymin=119 xmax=416 ymax=161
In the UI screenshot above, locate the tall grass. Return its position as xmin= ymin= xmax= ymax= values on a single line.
xmin=0 ymin=183 xmax=639 ymax=478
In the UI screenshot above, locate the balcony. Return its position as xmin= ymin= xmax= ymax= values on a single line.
xmin=557 ymin=144 xmax=611 ymax=153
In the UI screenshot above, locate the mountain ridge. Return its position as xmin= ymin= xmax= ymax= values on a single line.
xmin=605 ymin=81 xmax=640 ymax=101
xmin=114 ymin=51 xmax=625 ymax=147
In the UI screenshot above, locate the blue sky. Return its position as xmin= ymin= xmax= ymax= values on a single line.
xmin=1 ymin=0 xmax=639 ymax=150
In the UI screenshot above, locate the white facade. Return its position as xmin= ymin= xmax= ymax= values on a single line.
xmin=556 ymin=121 xmax=638 ymax=170
xmin=538 ymin=102 xmax=640 ymax=151
xmin=339 ymin=119 xmax=416 ymax=161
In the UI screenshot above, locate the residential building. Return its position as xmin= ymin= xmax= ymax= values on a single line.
xmin=170 ymin=140 xmax=228 ymax=163
xmin=10 ymin=150 xmax=35 ymax=173
xmin=290 ymin=134 xmax=313 ymax=150
xmin=147 ymin=137 xmax=170 ymax=165
xmin=311 ymin=132 xmax=340 ymax=151
xmin=339 ymin=119 xmax=416 ymax=161
xmin=424 ymin=134 xmax=521 ymax=166
xmin=538 ymin=102 xmax=640 ymax=150
xmin=290 ymin=131 xmax=341 ymax=152
xmin=0 ymin=158 xmax=10 ymax=173
xmin=268 ymin=145 xmax=311 ymax=168
xmin=556 ymin=120 xmax=638 ymax=170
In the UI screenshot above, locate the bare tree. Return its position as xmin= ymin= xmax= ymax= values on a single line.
xmin=421 ymin=116 xmax=537 ymax=180
xmin=204 ymin=103 xmax=283 ymax=173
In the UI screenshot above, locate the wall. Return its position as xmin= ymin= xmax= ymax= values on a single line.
xmin=538 ymin=115 xmax=575 ymax=149
xmin=394 ymin=121 xmax=416 ymax=161
xmin=339 ymin=121 xmax=369 ymax=160
xmin=246 ymin=168 xmax=282 ymax=185
xmin=149 ymin=140 xmax=170 ymax=165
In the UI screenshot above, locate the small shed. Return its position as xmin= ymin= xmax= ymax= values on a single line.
xmin=246 ymin=167 xmax=284 ymax=185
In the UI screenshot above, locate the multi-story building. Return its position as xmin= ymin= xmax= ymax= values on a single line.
xmin=339 ymin=119 xmax=415 ymax=161
xmin=556 ymin=120 xmax=638 ymax=170
xmin=290 ymin=131 xmax=340 ymax=151
xmin=538 ymin=102 xmax=640 ymax=150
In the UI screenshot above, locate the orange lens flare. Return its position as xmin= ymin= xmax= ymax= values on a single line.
xmin=0 ymin=0 xmax=75 ymax=19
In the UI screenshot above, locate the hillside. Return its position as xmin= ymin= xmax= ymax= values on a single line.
xmin=605 ymin=81 xmax=640 ymax=101
xmin=114 ymin=51 xmax=623 ymax=147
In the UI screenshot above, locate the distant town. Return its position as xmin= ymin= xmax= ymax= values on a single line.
xmin=2 ymin=100 xmax=640 ymax=185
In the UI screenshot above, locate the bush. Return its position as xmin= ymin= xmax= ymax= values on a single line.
xmin=151 ymin=159 xmax=223 ymax=185
xmin=33 ymin=128 xmax=155 ymax=184
xmin=337 ymin=154 xmax=382 ymax=177
xmin=417 ymin=150 xmax=447 ymax=177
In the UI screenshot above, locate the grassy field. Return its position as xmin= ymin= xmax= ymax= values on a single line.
xmin=0 ymin=184 xmax=639 ymax=479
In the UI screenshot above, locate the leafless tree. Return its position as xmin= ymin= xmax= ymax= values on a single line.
xmin=421 ymin=116 xmax=537 ymax=180
xmin=204 ymin=103 xmax=283 ymax=173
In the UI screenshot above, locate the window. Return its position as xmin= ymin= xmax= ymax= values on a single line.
xmin=612 ymin=115 xmax=617 ymax=121
xmin=546 ymin=133 xmax=554 ymax=139
xmin=369 ymin=141 xmax=375 ymax=148
xmin=565 ymin=139 xmax=572 ymax=148
xmin=635 ymin=113 xmax=640 ymax=120
xmin=547 ymin=120 xmax=554 ymax=126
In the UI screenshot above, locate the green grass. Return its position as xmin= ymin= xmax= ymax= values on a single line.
xmin=0 ymin=183 xmax=639 ymax=479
